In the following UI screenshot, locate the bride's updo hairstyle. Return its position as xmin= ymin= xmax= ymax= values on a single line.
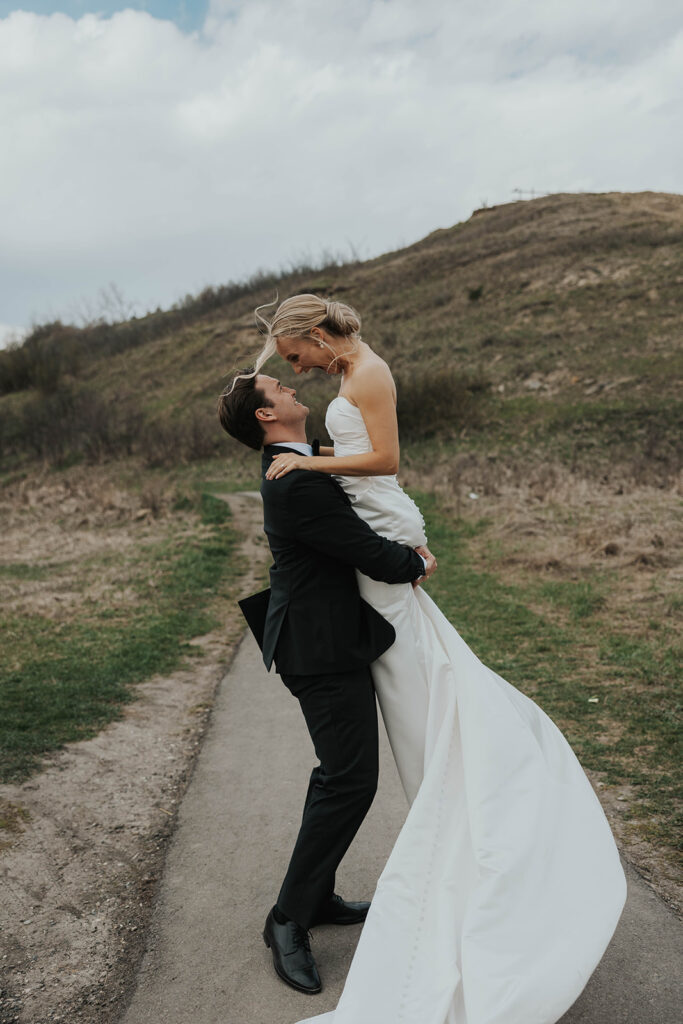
xmin=251 ymin=293 xmax=362 ymax=377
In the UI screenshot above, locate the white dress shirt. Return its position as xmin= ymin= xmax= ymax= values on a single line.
xmin=272 ymin=442 xmax=314 ymax=456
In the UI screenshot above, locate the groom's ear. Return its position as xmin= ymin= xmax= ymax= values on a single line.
xmin=255 ymin=407 xmax=276 ymax=423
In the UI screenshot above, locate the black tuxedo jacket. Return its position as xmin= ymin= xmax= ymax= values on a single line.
xmin=239 ymin=444 xmax=425 ymax=676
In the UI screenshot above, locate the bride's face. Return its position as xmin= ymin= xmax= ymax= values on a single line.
xmin=276 ymin=332 xmax=341 ymax=375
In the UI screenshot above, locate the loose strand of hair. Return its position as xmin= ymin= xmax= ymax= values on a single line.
xmin=254 ymin=293 xmax=279 ymax=336
xmin=222 ymin=293 xmax=280 ymax=396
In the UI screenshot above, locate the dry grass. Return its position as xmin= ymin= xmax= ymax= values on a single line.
xmin=0 ymin=466 xmax=202 ymax=625
xmin=408 ymin=452 xmax=682 ymax=630
xmin=0 ymin=459 xmax=247 ymax=782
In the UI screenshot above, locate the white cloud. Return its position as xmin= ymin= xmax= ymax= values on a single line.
xmin=0 ymin=1 xmax=681 ymax=330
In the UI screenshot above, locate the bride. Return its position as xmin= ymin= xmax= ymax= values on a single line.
xmin=253 ymin=293 xmax=626 ymax=1024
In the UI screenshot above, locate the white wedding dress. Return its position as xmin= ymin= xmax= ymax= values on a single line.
xmin=296 ymin=395 xmax=626 ymax=1024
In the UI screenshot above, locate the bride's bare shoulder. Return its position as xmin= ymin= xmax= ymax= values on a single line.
xmin=348 ymin=347 xmax=396 ymax=398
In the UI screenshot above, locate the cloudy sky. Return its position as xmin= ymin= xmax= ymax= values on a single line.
xmin=0 ymin=0 xmax=681 ymax=344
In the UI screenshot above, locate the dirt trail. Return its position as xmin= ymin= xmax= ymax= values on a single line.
xmin=0 ymin=492 xmax=267 ymax=1024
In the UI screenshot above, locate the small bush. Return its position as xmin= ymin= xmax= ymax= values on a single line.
xmin=139 ymin=408 xmax=223 ymax=469
xmin=138 ymin=417 xmax=179 ymax=469
xmin=0 ymin=322 xmax=82 ymax=395
xmin=0 ymin=378 xmax=229 ymax=469
xmin=0 ymin=385 xmax=144 ymax=465
xmin=396 ymin=368 xmax=489 ymax=439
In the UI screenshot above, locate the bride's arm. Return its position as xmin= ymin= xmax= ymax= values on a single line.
xmin=266 ymin=366 xmax=399 ymax=479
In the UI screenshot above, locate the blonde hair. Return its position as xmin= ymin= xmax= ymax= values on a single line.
xmin=250 ymin=293 xmax=362 ymax=377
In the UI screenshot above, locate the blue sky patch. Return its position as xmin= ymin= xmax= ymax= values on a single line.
xmin=0 ymin=2 xmax=208 ymax=32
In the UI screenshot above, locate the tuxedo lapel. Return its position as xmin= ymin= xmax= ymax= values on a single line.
xmin=261 ymin=445 xmax=287 ymax=478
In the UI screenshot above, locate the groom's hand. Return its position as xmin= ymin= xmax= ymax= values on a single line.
xmin=413 ymin=545 xmax=437 ymax=587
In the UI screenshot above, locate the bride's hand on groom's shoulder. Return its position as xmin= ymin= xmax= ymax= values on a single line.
xmin=265 ymin=454 xmax=313 ymax=480
xmin=413 ymin=545 xmax=437 ymax=587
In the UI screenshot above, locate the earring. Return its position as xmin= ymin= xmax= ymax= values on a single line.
xmin=319 ymin=342 xmax=324 ymax=348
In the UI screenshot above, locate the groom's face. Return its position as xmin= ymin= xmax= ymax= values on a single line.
xmin=255 ymin=374 xmax=309 ymax=429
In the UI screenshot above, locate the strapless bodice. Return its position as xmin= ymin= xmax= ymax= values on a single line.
xmin=325 ymin=395 xmax=375 ymax=458
xmin=324 ymin=396 xmax=427 ymax=547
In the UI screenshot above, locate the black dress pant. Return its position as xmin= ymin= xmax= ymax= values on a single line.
xmin=276 ymin=665 xmax=379 ymax=930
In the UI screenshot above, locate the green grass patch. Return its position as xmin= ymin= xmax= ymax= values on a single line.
xmin=486 ymin=394 xmax=683 ymax=452
xmin=600 ymin=633 xmax=680 ymax=689
xmin=536 ymin=578 xmax=608 ymax=621
xmin=416 ymin=493 xmax=583 ymax=719
xmin=0 ymin=562 xmax=57 ymax=581
xmin=417 ymin=491 xmax=682 ymax=860
xmin=0 ymin=492 xmax=240 ymax=782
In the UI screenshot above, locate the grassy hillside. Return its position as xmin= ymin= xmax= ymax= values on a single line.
xmin=1 ymin=190 xmax=681 ymax=480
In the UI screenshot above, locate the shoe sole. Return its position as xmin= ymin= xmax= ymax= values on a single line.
xmin=262 ymin=930 xmax=322 ymax=995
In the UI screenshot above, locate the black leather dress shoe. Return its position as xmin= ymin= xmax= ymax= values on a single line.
xmin=262 ymin=909 xmax=322 ymax=994
xmin=312 ymin=893 xmax=371 ymax=926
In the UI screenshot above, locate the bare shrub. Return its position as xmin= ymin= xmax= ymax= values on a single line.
xmin=140 ymin=481 xmax=166 ymax=518
xmin=0 ymin=386 xmax=144 ymax=465
xmin=395 ymin=368 xmax=490 ymax=440
xmin=0 ymin=322 xmax=82 ymax=395
xmin=137 ymin=406 xmax=220 ymax=468
xmin=138 ymin=417 xmax=179 ymax=469
xmin=180 ymin=408 xmax=219 ymax=462
xmin=1 ymin=383 xmax=222 ymax=470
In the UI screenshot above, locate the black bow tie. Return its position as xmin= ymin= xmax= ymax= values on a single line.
xmin=311 ymin=438 xmax=320 ymax=456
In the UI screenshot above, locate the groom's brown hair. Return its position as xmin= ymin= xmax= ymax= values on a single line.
xmin=217 ymin=369 xmax=273 ymax=451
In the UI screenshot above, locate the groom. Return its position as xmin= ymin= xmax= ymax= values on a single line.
xmin=218 ymin=370 xmax=434 ymax=994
